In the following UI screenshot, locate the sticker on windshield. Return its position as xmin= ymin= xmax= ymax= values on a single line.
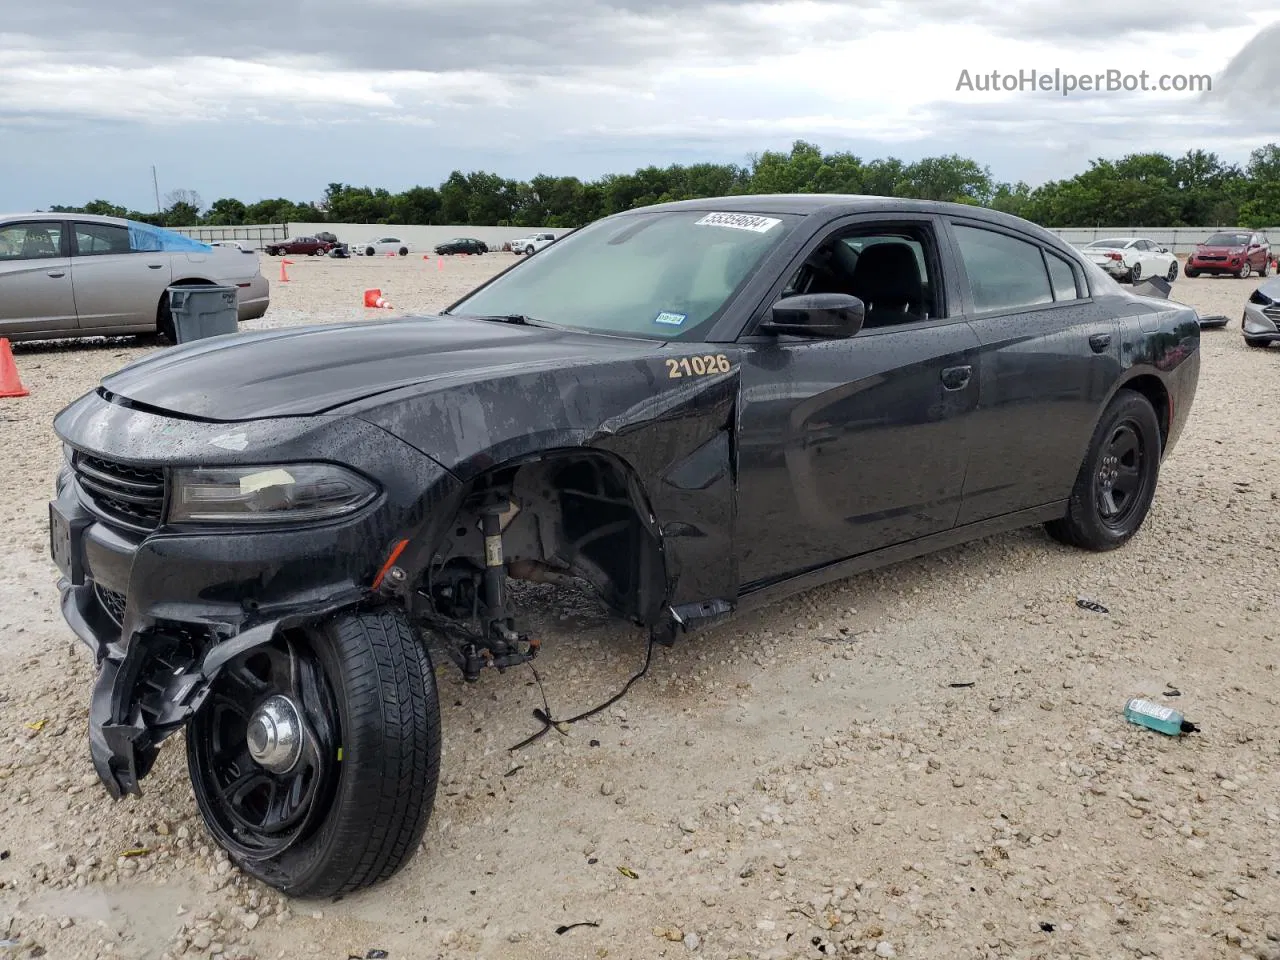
xmin=654 ymin=311 xmax=687 ymax=326
xmin=694 ymin=212 xmax=781 ymax=233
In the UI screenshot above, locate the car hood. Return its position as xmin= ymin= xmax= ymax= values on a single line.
xmin=1194 ymin=245 xmax=1245 ymax=255
xmin=99 ymin=316 xmax=663 ymax=422
xmin=1254 ymin=276 xmax=1280 ymax=301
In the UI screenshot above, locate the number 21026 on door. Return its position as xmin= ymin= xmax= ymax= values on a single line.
xmin=665 ymin=354 xmax=732 ymax=378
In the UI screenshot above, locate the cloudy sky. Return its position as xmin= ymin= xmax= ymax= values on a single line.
xmin=1 ymin=1 xmax=1278 ymax=212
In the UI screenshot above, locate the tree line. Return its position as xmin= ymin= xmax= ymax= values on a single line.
xmin=46 ymin=141 xmax=1280 ymax=230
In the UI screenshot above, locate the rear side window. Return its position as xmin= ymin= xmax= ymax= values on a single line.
xmin=126 ymin=221 xmax=212 ymax=253
xmin=75 ymin=222 xmax=132 ymax=256
xmin=1046 ymin=251 xmax=1081 ymax=301
xmin=952 ymin=224 xmax=1053 ymax=312
xmin=0 ymin=221 xmax=63 ymax=260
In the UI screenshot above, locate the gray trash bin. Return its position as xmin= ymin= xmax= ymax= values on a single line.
xmin=167 ymin=285 xmax=239 ymax=343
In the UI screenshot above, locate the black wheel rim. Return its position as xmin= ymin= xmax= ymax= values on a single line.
xmin=189 ymin=635 xmax=340 ymax=861
xmin=1095 ymin=420 xmax=1147 ymax=529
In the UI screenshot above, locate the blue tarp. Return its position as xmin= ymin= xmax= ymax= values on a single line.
xmin=126 ymin=221 xmax=213 ymax=253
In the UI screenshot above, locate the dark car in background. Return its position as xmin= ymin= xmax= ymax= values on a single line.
xmin=264 ymin=236 xmax=332 ymax=257
xmin=1184 ymin=231 xmax=1271 ymax=278
xmin=50 ymin=196 xmax=1199 ymax=899
xmin=434 ymin=237 xmax=488 ymax=255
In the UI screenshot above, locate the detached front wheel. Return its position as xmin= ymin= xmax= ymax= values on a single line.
xmin=187 ymin=608 xmax=441 ymax=898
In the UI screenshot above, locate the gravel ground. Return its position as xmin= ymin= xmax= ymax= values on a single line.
xmin=1 ymin=254 xmax=1278 ymax=960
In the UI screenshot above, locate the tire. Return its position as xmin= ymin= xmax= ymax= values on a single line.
xmin=1128 ymin=262 xmax=1142 ymax=283
xmin=1044 ymin=390 xmax=1161 ymax=552
xmin=398 ymin=247 xmax=408 ymax=256
xmin=1245 ymin=338 xmax=1270 ymax=349
xmin=187 ymin=607 xmax=441 ymax=898
xmin=524 ymin=245 xmax=535 ymax=256
xmin=366 ymin=247 xmax=376 ymax=257
xmin=1165 ymin=261 xmax=1178 ymax=282
xmin=156 ymin=293 xmax=176 ymax=343
xmin=1183 ymin=266 xmax=1199 ymax=278
xmin=1259 ymin=259 xmax=1271 ymax=278
xmin=1238 ymin=262 xmax=1252 ymax=279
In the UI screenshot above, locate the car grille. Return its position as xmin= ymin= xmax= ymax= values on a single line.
xmin=94 ymin=583 xmax=128 ymax=627
xmin=73 ymin=453 xmax=166 ymax=532
xmin=1264 ymin=305 xmax=1280 ymax=323
xmin=1198 ymin=255 xmax=1227 ymax=262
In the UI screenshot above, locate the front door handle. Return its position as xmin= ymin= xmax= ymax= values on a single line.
xmin=147 ymin=263 xmax=165 ymax=269
xmin=1089 ymin=332 xmax=1112 ymax=353
xmin=46 ymin=270 xmax=66 ymax=278
xmin=941 ymin=365 xmax=972 ymax=391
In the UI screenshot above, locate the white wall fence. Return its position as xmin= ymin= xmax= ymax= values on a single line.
xmin=170 ymin=222 xmax=1279 ymax=256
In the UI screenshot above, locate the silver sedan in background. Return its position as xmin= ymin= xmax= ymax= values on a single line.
xmin=0 ymin=214 xmax=270 ymax=343
xmin=1243 ymin=275 xmax=1280 ymax=349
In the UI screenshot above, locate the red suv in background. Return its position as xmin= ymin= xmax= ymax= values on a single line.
xmin=1184 ymin=231 xmax=1271 ymax=279
xmin=264 ymin=236 xmax=332 ymax=256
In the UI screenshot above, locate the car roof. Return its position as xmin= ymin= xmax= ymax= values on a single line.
xmin=1 ymin=212 xmax=130 ymax=225
xmin=608 ymin=194 xmax=1068 ymax=242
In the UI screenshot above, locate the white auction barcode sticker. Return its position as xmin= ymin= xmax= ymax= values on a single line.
xmin=694 ymin=212 xmax=782 ymax=233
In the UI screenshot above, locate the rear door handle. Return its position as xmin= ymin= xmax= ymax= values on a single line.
xmin=941 ymin=365 xmax=972 ymax=390
xmin=46 ymin=270 xmax=65 ymax=278
xmin=147 ymin=263 xmax=165 ymax=269
xmin=1089 ymin=332 xmax=1112 ymax=353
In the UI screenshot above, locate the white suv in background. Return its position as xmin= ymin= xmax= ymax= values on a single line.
xmin=512 ymin=232 xmax=555 ymax=255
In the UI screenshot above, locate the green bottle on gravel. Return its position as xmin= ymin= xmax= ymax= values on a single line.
xmin=1124 ymin=697 xmax=1199 ymax=736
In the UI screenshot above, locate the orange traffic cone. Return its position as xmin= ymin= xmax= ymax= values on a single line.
xmin=0 ymin=338 xmax=29 ymax=398
xmin=363 ymin=289 xmax=392 ymax=309
xmin=437 ymin=257 xmax=443 ymax=271
xmin=279 ymin=259 xmax=293 ymax=282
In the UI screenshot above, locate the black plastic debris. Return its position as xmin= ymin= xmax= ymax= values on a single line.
xmin=1076 ymin=599 xmax=1109 ymax=614
xmin=349 ymin=952 xmax=388 ymax=959
xmin=504 ymin=765 xmax=523 ymax=778
xmin=556 ymin=922 xmax=600 ymax=935
xmin=949 ymin=682 xmax=976 ymax=689
xmin=0 ymin=850 xmax=8 ymax=860
xmin=1039 ymin=922 xmax=1055 ymax=933
xmin=1165 ymin=687 xmax=1182 ymax=697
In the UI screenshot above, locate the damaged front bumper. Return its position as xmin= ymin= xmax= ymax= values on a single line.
xmin=50 ymin=391 xmax=460 ymax=798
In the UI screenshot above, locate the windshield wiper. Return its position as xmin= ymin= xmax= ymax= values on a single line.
xmin=451 ymin=313 xmax=565 ymax=330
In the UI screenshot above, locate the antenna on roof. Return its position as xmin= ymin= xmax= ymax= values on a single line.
xmin=152 ymin=166 xmax=161 ymax=216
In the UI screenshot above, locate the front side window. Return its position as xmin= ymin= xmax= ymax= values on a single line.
xmin=0 ymin=221 xmax=63 ymax=260
xmin=779 ymin=225 xmax=941 ymax=328
xmin=952 ymin=224 xmax=1054 ymax=313
xmin=449 ymin=209 xmax=801 ymax=341
xmin=75 ymin=221 xmax=132 ymax=256
xmin=126 ymin=221 xmax=212 ymax=253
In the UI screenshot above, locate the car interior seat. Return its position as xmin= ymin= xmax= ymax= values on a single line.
xmin=22 ymin=229 xmax=57 ymax=258
xmin=848 ymin=242 xmax=926 ymax=327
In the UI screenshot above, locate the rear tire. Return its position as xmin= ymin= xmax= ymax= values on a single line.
xmin=1165 ymin=261 xmax=1178 ymax=282
xmin=1044 ymin=390 xmax=1161 ymax=552
xmin=1128 ymin=262 xmax=1142 ymax=283
xmin=366 ymin=247 xmax=376 ymax=257
xmin=186 ymin=607 xmax=441 ymax=898
xmin=156 ymin=293 xmax=176 ymax=343
xmin=398 ymin=247 xmax=408 ymax=256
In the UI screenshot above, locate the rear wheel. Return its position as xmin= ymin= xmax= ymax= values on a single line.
xmin=1129 ymin=262 xmax=1142 ymax=283
xmin=1045 ymin=390 xmax=1161 ymax=551
xmin=187 ymin=607 xmax=441 ymax=897
xmin=398 ymin=247 xmax=408 ymax=256
xmin=1165 ymin=261 xmax=1178 ymax=282
xmin=155 ymin=293 xmax=176 ymax=343
xmin=1260 ymin=259 xmax=1271 ymax=278
xmin=366 ymin=247 xmax=376 ymax=257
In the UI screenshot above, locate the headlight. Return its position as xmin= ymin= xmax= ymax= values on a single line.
xmin=169 ymin=463 xmax=379 ymax=524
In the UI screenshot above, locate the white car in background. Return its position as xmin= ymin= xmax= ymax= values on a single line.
xmin=355 ymin=236 xmax=411 ymax=257
xmin=511 ymin=232 xmax=555 ymax=255
xmin=1080 ymin=237 xmax=1179 ymax=284
xmin=0 ymin=213 xmax=269 ymax=343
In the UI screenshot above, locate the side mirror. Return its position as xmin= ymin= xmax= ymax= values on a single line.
xmin=759 ymin=293 xmax=865 ymax=338
xmin=1159 ymin=246 xmax=1169 ymax=254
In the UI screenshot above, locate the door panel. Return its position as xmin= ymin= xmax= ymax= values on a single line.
xmin=0 ymin=220 xmax=77 ymax=335
xmin=71 ymin=219 xmax=171 ymax=329
xmin=735 ymin=319 xmax=981 ymax=587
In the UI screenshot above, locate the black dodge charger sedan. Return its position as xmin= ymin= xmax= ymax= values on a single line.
xmin=50 ymin=196 xmax=1200 ymax=897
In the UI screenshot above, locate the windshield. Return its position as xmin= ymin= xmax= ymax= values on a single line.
xmin=1205 ymin=232 xmax=1250 ymax=246
xmin=1086 ymin=239 xmax=1130 ymax=248
xmin=448 ymin=209 xmax=800 ymax=340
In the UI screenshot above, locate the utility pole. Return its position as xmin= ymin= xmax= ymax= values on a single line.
xmin=152 ymin=166 xmax=162 ymax=216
